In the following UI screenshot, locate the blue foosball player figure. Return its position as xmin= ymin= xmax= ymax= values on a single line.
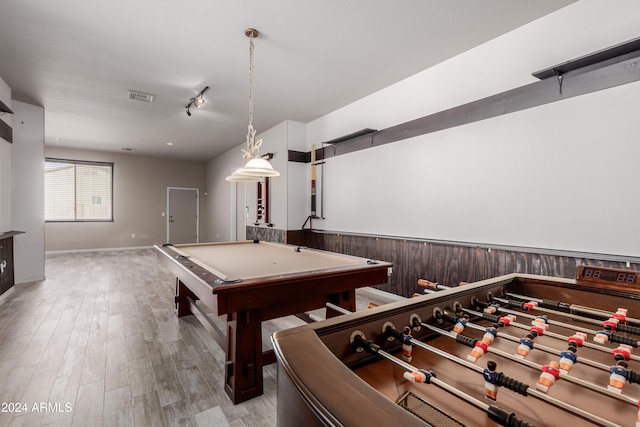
xmin=609 ymin=360 xmax=629 ymax=394
xmin=483 ymin=360 xmax=499 ymax=401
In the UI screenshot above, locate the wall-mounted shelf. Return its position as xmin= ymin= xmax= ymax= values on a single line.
xmin=533 ymin=36 xmax=640 ymax=80
xmin=323 ymin=128 xmax=377 ymax=145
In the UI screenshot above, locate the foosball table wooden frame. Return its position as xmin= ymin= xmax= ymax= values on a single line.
xmin=272 ymin=270 xmax=640 ymax=427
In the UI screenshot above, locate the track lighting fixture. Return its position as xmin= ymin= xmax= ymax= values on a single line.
xmin=185 ymin=86 xmax=209 ymax=117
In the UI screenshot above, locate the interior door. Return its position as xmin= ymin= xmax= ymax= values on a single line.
xmin=167 ymin=187 xmax=199 ymax=244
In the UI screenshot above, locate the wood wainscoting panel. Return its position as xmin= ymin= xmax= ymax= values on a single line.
xmin=287 ymin=230 xmax=639 ymax=297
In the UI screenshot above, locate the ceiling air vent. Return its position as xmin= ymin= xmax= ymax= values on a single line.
xmin=127 ymin=90 xmax=156 ymax=103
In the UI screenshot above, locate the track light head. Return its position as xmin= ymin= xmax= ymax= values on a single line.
xmin=184 ymin=86 xmax=209 ymax=116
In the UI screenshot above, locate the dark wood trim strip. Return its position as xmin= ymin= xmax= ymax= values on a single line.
xmin=287 ymin=52 xmax=640 ymax=163
xmin=287 ymin=229 xmax=640 ymax=298
xmin=287 ymin=150 xmax=309 ymax=163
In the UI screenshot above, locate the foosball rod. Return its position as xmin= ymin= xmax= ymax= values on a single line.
xmin=476 ymin=298 xmax=639 ymax=347
xmin=499 ymin=294 xmax=640 ymax=338
xmin=460 ymin=319 xmax=609 ymax=372
xmin=418 ymin=279 xmax=640 ymax=329
xmin=464 ymin=307 xmax=640 ymax=363
xmin=351 ymin=333 xmax=535 ymax=427
xmin=492 ymin=295 xmax=612 ymax=328
xmin=417 ymin=278 xmax=456 ymax=292
xmin=422 ymin=322 xmax=639 ymax=408
xmin=385 ymin=325 xmax=621 ymax=427
xmin=505 ymin=291 xmax=640 ymax=326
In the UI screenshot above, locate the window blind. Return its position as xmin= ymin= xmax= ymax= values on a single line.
xmin=44 ymin=158 xmax=113 ymax=221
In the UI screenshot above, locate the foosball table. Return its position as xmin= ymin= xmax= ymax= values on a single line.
xmin=272 ymin=266 xmax=640 ymax=427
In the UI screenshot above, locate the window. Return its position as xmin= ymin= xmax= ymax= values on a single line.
xmin=45 ymin=158 xmax=113 ymax=221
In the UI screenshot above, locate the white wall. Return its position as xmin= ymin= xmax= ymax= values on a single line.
xmin=12 ymin=101 xmax=45 ymax=283
xmin=286 ymin=121 xmax=308 ymax=230
xmin=45 ymin=147 xmax=207 ymax=251
xmin=0 ymin=75 xmax=12 ymax=231
xmin=202 ymin=1 xmax=640 ymax=257
xmin=302 ymin=0 xmax=640 ymax=257
xmin=205 ymin=120 xmax=295 ymax=242
xmin=242 ymin=121 xmax=289 ymax=228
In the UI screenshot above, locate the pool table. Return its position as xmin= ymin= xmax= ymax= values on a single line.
xmin=155 ymin=240 xmax=392 ymax=404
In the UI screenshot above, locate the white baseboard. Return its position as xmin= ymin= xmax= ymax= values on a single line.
xmin=15 ymin=276 xmax=46 ymax=285
xmin=0 ymin=287 xmax=15 ymax=302
xmin=45 ymin=245 xmax=154 ymax=255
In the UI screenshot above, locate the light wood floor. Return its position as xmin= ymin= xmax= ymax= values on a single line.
xmin=0 ymin=248 xmax=398 ymax=427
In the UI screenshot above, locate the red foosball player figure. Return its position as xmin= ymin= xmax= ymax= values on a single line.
xmin=609 ymin=360 xmax=629 ymax=393
xmin=531 ymin=315 xmax=549 ymax=331
xmin=536 ymin=360 xmax=561 ymax=393
xmin=612 ymin=344 xmax=633 ymax=362
xmin=467 ymin=341 xmax=489 ymax=363
xmin=483 ymin=360 xmax=499 ymax=401
xmin=603 ymin=317 xmax=621 ymax=331
xmin=453 ymin=314 xmax=470 ymax=334
xmin=523 ymin=300 xmax=538 ymax=311
xmin=613 ymin=307 xmax=627 ymax=323
xmin=568 ymin=331 xmax=587 ymax=347
xmin=497 ymin=315 xmax=516 ymax=327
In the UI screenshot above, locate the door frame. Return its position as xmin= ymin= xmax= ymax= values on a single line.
xmin=166 ymin=187 xmax=200 ymax=244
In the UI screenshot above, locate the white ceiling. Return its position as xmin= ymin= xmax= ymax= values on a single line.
xmin=0 ymin=0 xmax=576 ymax=161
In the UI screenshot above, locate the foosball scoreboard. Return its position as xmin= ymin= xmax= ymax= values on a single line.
xmin=272 ymin=266 xmax=640 ymax=427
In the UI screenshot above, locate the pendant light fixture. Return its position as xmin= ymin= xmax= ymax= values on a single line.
xmin=226 ymin=28 xmax=280 ymax=182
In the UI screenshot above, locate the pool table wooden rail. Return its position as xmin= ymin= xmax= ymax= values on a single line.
xmin=156 ymin=242 xmax=392 ymax=319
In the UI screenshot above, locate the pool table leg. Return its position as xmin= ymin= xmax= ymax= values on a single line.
xmin=327 ymin=290 xmax=356 ymax=317
xmin=175 ymin=279 xmax=197 ymax=317
xmin=225 ymin=309 xmax=263 ymax=404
